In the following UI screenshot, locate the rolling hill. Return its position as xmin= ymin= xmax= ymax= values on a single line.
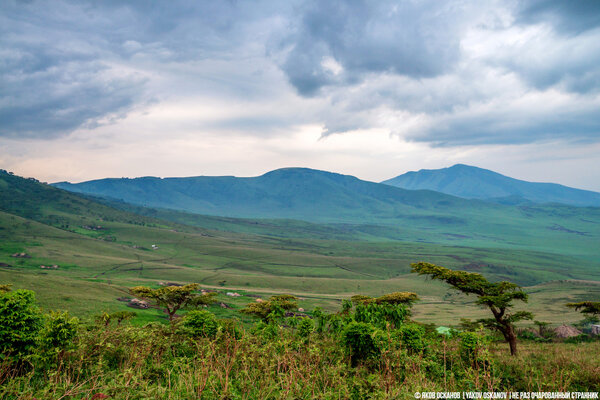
xmin=53 ymin=167 xmax=482 ymax=222
xmin=50 ymin=167 xmax=600 ymax=258
xmin=1 ymin=169 xmax=600 ymax=324
xmin=382 ymin=164 xmax=600 ymax=207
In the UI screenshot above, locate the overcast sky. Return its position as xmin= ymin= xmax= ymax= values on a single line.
xmin=1 ymin=0 xmax=600 ymax=190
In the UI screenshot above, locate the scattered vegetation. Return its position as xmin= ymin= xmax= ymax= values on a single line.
xmin=0 ymin=285 xmax=598 ymax=399
xmin=411 ymin=262 xmax=533 ymax=355
xmin=129 ymin=284 xmax=217 ymax=322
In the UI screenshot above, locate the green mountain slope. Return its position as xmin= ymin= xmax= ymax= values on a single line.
xmin=54 ymin=167 xmax=482 ymax=222
xmin=1 ymin=169 xmax=600 ymax=324
xmin=51 ymin=167 xmax=600 ymax=258
xmin=382 ymin=164 xmax=600 ymax=207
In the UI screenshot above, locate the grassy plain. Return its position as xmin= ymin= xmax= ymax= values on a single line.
xmin=1 ymin=170 xmax=599 ymax=327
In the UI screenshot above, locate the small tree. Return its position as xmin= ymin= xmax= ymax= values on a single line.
xmin=411 ymin=262 xmax=532 ymax=356
xmin=376 ymin=292 xmax=419 ymax=306
xmin=0 ymin=289 xmax=43 ymax=358
xmin=533 ymin=320 xmax=550 ymax=337
xmin=130 ymin=284 xmax=216 ymax=322
xmin=341 ymin=321 xmax=379 ymax=367
xmin=350 ymin=292 xmax=418 ymax=330
xmin=566 ymin=301 xmax=600 ymax=326
xmin=566 ymin=302 xmax=600 ymax=318
xmin=183 ymin=310 xmax=218 ymax=338
xmin=241 ymin=294 xmax=298 ymax=322
xmin=38 ymin=311 xmax=79 ymax=356
xmin=96 ymin=310 xmax=137 ymax=327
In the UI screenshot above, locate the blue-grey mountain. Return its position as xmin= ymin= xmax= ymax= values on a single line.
xmin=382 ymin=164 xmax=600 ymax=207
xmin=53 ymin=168 xmax=477 ymax=222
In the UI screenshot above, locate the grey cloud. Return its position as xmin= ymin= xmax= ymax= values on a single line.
xmin=515 ymin=0 xmax=600 ymax=34
xmin=0 ymin=1 xmax=148 ymax=138
xmin=494 ymin=3 xmax=600 ymax=95
xmin=0 ymin=0 xmax=290 ymax=138
xmin=406 ymin=100 xmax=600 ymax=147
xmin=2 ymin=0 xmax=600 ymax=149
xmin=278 ymin=0 xmax=463 ymax=95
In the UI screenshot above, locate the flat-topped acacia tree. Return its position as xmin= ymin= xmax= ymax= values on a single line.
xmin=411 ymin=262 xmax=532 ymax=356
xmin=130 ymin=284 xmax=216 ymax=322
xmin=566 ymin=301 xmax=600 ymax=321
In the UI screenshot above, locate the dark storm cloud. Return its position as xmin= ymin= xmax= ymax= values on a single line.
xmin=1 ymin=0 xmax=599 ymax=147
xmin=0 ymin=0 xmax=148 ymax=138
xmin=0 ymin=0 xmax=290 ymax=138
xmin=411 ymin=104 xmax=600 ymax=147
xmin=515 ymin=0 xmax=600 ymax=34
xmin=499 ymin=0 xmax=600 ymax=95
xmin=279 ymin=0 xmax=463 ymax=95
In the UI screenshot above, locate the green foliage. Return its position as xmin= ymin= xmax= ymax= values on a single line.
xmin=96 ymin=310 xmax=137 ymax=327
xmin=351 ymin=294 xmax=374 ymax=305
xmin=0 ymin=283 xmax=12 ymax=293
xmin=130 ymin=284 xmax=216 ymax=321
xmin=341 ymin=321 xmax=380 ymax=366
xmin=411 ymin=262 xmax=532 ymax=355
xmin=241 ymin=294 xmax=298 ymax=321
xmin=252 ymin=320 xmax=280 ymax=340
xmin=398 ymin=323 xmax=426 ymax=354
xmin=0 ymin=288 xmax=599 ymax=397
xmin=217 ymin=318 xmax=242 ymax=340
xmin=353 ymin=301 xmax=410 ymax=330
xmin=183 ymin=310 xmax=218 ymax=338
xmin=38 ymin=310 xmax=79 ymax=351
xmin=566 ymin=301 xmax=600 ymax=316
xmin=459 ymin=318 xmax=481 ymax=332
xmin=297 ymin=317 xmax=314 ymax=341
xmin=312 ymin=307 xmax=326 ymax=333
xmin=0 ymin=289 xmax=42 ymax=358
xmin=375 ymin=291 xmax=419 ymax=306
xmin=460 ymin=330 xmax=490 ymax=366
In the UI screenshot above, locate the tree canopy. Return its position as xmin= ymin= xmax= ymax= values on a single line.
xmin=241 ymin=294 xmax=298 ymax=321
xmin=130 ymin=284 xmax=216 ymax=322
xmin=411 ymin=262 xmax=532 ymax=355
xmin=566 ymin=301 xmax=600 ymax=316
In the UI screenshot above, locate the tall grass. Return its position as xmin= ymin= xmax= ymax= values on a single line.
xmin=1 ymin=322 xmax=598 ymax=399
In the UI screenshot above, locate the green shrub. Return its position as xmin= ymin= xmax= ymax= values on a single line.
xmin=0 ymin=289 xmax=42 ymax=359
xmin=183 ymin=310 xmax=218 ymax=338
xmin=297 ymin=318 xmax=315 ymax=341
xmin=398 ymin=323 xmax=426 ymax=354
xmin=459 ymin=330 xmax=491 ymax=367
xmin=38 ymin=310 xmax=79 ymax=350
xmin=218 ymin=318 xmax=242 ymax=340
xmin=341 ymin=321 xmax=380 ymax=366
xmin=252 ymin=321 xmax=280 ymax=340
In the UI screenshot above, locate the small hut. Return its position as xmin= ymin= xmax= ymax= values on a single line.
xmin=553 ymin=325 xmax=582 ymax=338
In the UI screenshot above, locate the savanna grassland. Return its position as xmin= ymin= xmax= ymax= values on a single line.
xmin=1 ymin=169 xmax=600 ymax=398
xmin=1 ymin=169 xmax=600 ymax=324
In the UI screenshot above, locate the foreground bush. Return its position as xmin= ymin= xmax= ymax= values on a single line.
xmin=1 ymin=287 xmax=599 ymax=398
xmin=0 ymin=289 xmax=42 ymax=359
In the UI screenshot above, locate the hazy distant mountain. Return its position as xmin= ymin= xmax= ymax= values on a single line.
xmin=382 ymin=164 xmax=600 ymax=207
xmin=53 ymin=168 xmax=486 ymax=223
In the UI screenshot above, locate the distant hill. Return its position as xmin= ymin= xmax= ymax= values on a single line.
xmin=2 ymin=168 xmax=600 ymax=288
xmin=0 ymin=169 xmax=165 ymax=230
xmin=382 ymin=164 xmax=600 ymax=207
xmin=53 ymin=168 xmax=483 ymax=222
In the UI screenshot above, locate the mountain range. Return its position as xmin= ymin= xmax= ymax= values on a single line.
xmin=2 ymin=167 xmax=599 ymax=288
xmin=53 ymin=167 xmax=483 ymax=222
xmin=382 ymin=164 xmax=600 ymax=207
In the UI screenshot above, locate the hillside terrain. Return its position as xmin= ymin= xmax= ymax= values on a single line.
xmin=1 ymin=169 xmax=599 ymax=326
xmin=52 ymin=168 xmax=600 ymax=259
xmin=382 ymin=164 xmax=600 ymax=207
